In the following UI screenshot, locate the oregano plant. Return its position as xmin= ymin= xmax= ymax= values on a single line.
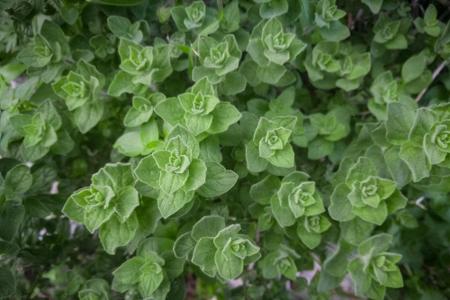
xmin=0 ymin=1 xmax=449 ymax=299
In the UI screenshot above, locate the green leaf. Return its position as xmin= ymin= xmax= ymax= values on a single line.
xmin=246 ymin=142 xmax=269 ymax=173
xmin=114 ymin=186 xmax=139 ymax=222
xmin=219 ymin=71 xmax=247 ymax=95
xmin=112 ymin=256 xmax=146 ymax=292
xmin=84 ymin=205 xmax=116 ymax=234
xmin=3 ymin=164 xmax=32 ymax=201
xmin=41 ymin=20 xmax=70 ymax=54
xmin=108 ymin=71 xmax=135 ymax=97
xmin=259 ymin=0 xmax=288 ymax=18
xmin=328 ymin=183 xmax=354 ymax=222
xmin=73 ymin=101 xmax=104 ymax=134
xmin=352 ymin=201 xmax=388 ymax=225
xmin=402 ymin=53 xmax=427 ymax=83
xmin=199 ymin=137 xmax=222 ymax=163
xmin=259 ymin=252 xmax=281 ymax=279
xmin=0 ymin=267 xmax=16 ymax=299
xmin=214 ymin=250 xmax=243 ymax=280
xmin=308 ymin=137 xmax=334 ymax=159
xmin=383 ymin=147 xmax=411 ymax=188
xmin=297 ymin=222 xmax=322 ymax=249
xmin=348 ymin=259 xmax=372 ymax=296
xmin=197 ymin=162 xmax=238 ymax=198
xmin=319 ymin=21 xmax=350 ymax=42
xmin=138 ymin=264 xmax=164 ymax=297
xmin=221 ymin=0 xmax=240 ymax=32
xmin=99 ymin=213 xmax=139 ymax=255
xmin=173 ymin=232 xmax=196 ymax=258
xmin=114 ymin=122 xmax=159 ymax=157
xmin=250 ymin=175 xmax=280 ymax=205
xmin=340 ymin=218 xmax=374 ymax=245
xmin=386 ymin=190 xmax=407 ymax=213
xmin=322 ymin=240 xmax=353 ymax=277
xmin=62 ymin=189 xmax=87 ymax=224
xmin=213 ymin=224 xmax=241 ymax=248
xmin=166 ymin=126 xmax=200 ymax=158
xmin=191 ymin=237 xmax=218 ymax=277
xmin=267 ymin=144 xmax=295 ymax=168
xmin=184 ymin=159 xmax=207 ymax=191
xmin=107 ymin=16 xmax=142 ymax=41
xmin=157 ymin=189 xmax=194 ymax=218
xmin=270 ymin=194 xmax=296 ymax=227
xmin=0 ymin=202 xmax=25 ymax=242
xmin=257 ymin=64 xmax=287 ymax=84
xmin=362 ymin=0 xmax=383 ymax=14
xmin=385 ymin=100 xmax=417 ymax=145
xmin=399 ymin=141 xmax=430 ymax=182
xmin=345 ymin=157 xmax=378 ymax=186
xmin=159 ymin=169 xmax=189 ymax=194
xmin=208 ymin=102 xmax=242 ymax=134
xmin=191 ymin=215 xmax=226 ymax=241
xmin=185 ymin=114 xmax=213 ymax=136
xmin=358 ymin=233 xmax=392 ymax=256
xmin=134 ymin=156 xmax=161 ymax=190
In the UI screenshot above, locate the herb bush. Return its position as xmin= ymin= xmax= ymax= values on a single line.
xmin=1 ymin=0 xmax=450 ymax=299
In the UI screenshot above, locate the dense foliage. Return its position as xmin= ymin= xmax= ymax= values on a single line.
xmin=1 ymin=0 xmax=450 ymax=299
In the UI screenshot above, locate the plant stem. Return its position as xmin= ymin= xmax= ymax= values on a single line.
xmin=415 ymin=60 xmax=448 ymax=102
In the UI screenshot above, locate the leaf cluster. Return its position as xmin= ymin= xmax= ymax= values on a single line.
xmin=1 ymin=1 xmax=450 ymax=300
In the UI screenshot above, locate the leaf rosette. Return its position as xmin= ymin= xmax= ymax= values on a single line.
xmin=423 ymin=118 xmax=450 ymax=164
xmin=63 ymin=163 xmax=139 ymax=233
xmin=329 ymin=157 xmax=407 ymax=225
xmin=113 ymin=251 xmax=166 ymax=298
xmin=414 ymin=4 xmax=442 ymax=37
xmin=123 ymin=93 xmax=165 ymax=127
xmin=9 ymin=101 xmax=63 ymax=161
xmin=246 ymin=115 xmax=297 ymax=172
xmin=429 ymin=120 xmax=450 ymax=152
xmin=258 ymin=247 xmax=299 ymax=280
xmin=172 ymin=1 xmax=206 ymax=31
xmin=171 ymin=1 xmax=218 ymax=35
xmin=53 ymin=60 xmax=105 ymax=133
xmin=16 ymin=20 xmax=70 ymax=71
xmin=17 ymin=35 xmax=54 ymax=68
xmin=368 ymin=253 xmax=403 ymax=288
xmin=54 ymin=70 xmax=100 ymax=111
xmin=304 ymin=42 xmax=371 ymax=91
xmin=373 ymin=16 xmax=409 ymax=50
xmin=247 ymin=18 xmax=306 ymax=67
xmin=188 ymin=219 xmax=260 ymax=281
xmin=314 ymin=0 xmax=346 ymax=27
xmin=155 ymin=78 xmax=241 ymax=136
xmin=152 ymin=129 xmax=203 ymax=193
xmin=192 ymin=34 xmax=241 ymax=84
xmin=253 ymin=0 xmax=289 ymax=19
xmin=244 ymin=18 xmax=305 ymax=85
xmin=134 ymin=126 xmax=206 ymax=218
xmin=312 ymin=0 xmax=349 ymax=41
xmin=349 ymin=234 xmax=403 ymax=299
xmin=296 ymin=214 xmax=331 ymax=249
xmin=116 ymin=38 xmax=172 ymax=87
xmin=368 ymin=71 xmax=402 ymax=119
xmin=276 ymin=171 xmax=325 ymax=219
xmin=305 ymin=107 xmax=351 ymax=159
